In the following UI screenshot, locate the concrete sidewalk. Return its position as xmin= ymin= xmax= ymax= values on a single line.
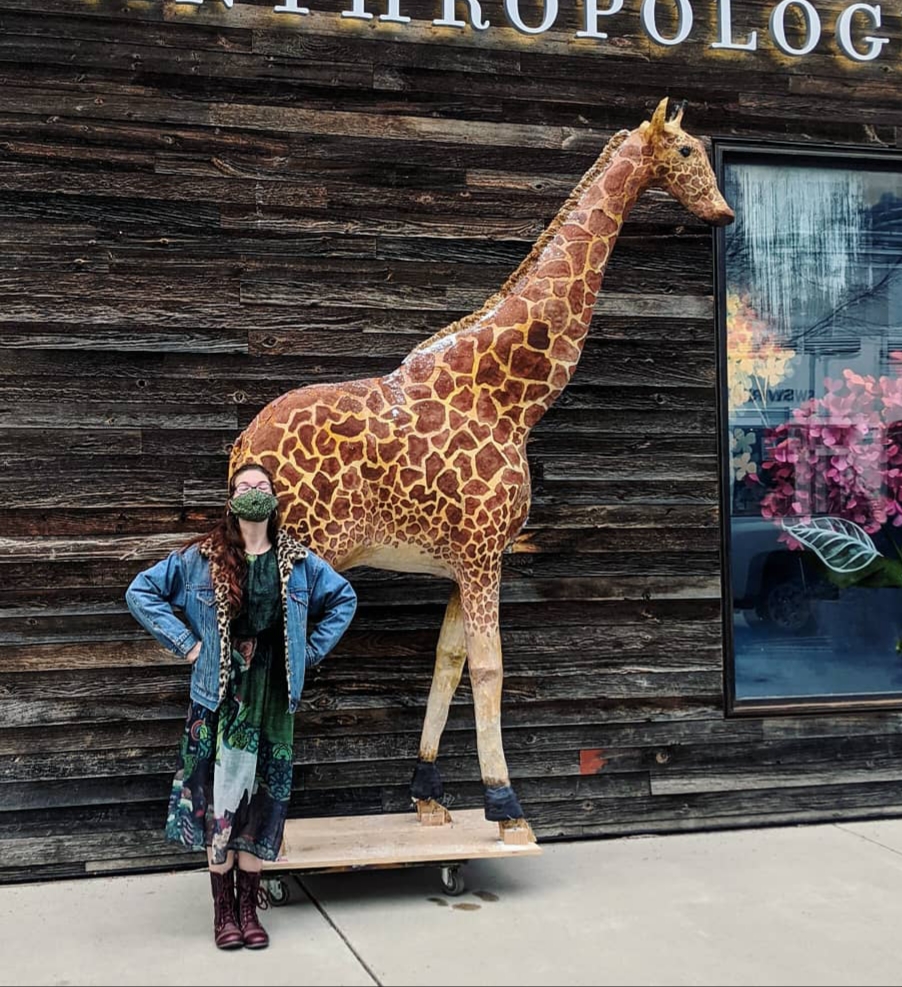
xmin=2 ymin=819 xmax=901 ymax=987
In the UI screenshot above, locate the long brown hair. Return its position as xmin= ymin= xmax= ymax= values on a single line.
xmin=178 ymin=462 xmax=280 ymax=616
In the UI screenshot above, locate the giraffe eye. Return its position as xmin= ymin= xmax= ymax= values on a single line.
xmin=679 ymin=146 xmax=692 ymax=158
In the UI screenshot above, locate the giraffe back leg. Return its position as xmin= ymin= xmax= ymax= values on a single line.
xmin=410 ymin=586 xmax=467 ymax=823
xmin=458 ymin=564 xmax=533 ymax=839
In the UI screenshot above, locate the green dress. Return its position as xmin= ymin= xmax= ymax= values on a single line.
xmin=165 ymin=546 xmax=295 ymax=863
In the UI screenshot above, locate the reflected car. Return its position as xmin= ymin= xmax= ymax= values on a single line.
xmin=730 ymin=515 xmax=838 ymax=634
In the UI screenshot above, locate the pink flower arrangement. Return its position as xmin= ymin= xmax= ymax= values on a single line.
xmin=760 ymin=368 xmax=902 ymax=544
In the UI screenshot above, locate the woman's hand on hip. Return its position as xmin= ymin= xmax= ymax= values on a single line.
xmin=186 ymin=641 xmax=201 ymax=664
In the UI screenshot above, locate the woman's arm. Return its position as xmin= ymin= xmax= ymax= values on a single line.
xmin=305 ymin=556 xmax=358 ymax=669
xmin=125 ymin=551 xmax=201 ymax=660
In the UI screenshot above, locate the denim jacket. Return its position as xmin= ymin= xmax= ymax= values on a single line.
xmin=124 ymin=527 xmax=357 ymax=714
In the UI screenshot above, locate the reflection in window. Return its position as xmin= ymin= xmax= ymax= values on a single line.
xmin=721 ymin=149 xmax=902 ymax=704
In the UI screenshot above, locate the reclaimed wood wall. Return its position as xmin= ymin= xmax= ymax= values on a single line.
xmin=2 ymin=0 xmax=902 ymax=882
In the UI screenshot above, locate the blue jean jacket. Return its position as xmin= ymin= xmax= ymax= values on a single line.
xmin=124 ymin=527 xmax=357 ymax=714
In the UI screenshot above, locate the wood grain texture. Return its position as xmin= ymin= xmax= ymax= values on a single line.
xmin=1 ymin=1 xmax=900 ymax=883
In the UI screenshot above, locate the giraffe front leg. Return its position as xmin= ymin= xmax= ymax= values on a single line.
xmin=411 ymin=588 xmax=467 ymax=824
xmin=461 ymin=573 xmax=534 ymax=844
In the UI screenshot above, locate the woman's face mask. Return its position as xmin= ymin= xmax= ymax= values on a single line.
xmin=229 ymin=488 xmax=279 ymax=522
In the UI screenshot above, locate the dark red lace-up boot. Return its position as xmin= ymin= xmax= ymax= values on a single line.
xmin=236 ymin=867 xmax=270 ymax=949
xmin=209 ymin=869 xmax=243 ymax=950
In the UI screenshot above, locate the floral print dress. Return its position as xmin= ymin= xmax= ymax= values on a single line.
xmin=165 ymin=546 xmax=295 ymax=863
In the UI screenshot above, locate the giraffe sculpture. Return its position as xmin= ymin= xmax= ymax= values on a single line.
xmin=228 ymin=97 xmax=735 ymax=838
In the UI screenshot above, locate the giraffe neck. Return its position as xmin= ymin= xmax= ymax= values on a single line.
xmin=437 ymin=130 xmax=651 ymax=434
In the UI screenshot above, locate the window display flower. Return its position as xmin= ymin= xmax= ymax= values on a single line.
xmin=726 ymin=292 xmax=798 ymax=417
xmin=759 ymin=368 xmax=902 ymax=587
xmin=761 ymin=368 xmax=902 ymax=532
xmin=731 ymin=427 xmax=758 ymax=481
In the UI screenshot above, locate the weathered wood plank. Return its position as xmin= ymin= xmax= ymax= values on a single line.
xmin=0 ymin=112 xmax=293 ymax=158
xmin=0 ymin=33 xmax=373 ymax=90
xmin=0 ymin=526 xmax=719 ymax=584
xmin=0 ymin=720 xmax=184 ymax=757
xmin=0 ymin=83 xmax=575 ymax=149
xmin=0 ymin=671 xmax=724 ymax=727
xmin=0 ymin=695 xmax=730 ymax=757
xmin=0 ymin=428 xmax=142 ymax=457
xmin=519 ymin=781 xmax=902 ymax=831
xmin=0 ymin=341 xmax=713 ymax=389
xmin=0 ymin=8 xmax=253 ymax=52
xmin=0 ymin=496 xmax=716 ymax=535
xmin=1 ymin=594 xmax=721 ymax=644
xmin=0 ymin=326 xmax=248 ymax=353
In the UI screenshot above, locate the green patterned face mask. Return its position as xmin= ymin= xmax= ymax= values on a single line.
xmin=229 ymin=489 xmax=278 ymax=522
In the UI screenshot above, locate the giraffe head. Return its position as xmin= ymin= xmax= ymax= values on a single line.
xmin=639 ymin=97 xmax=734 ymax=227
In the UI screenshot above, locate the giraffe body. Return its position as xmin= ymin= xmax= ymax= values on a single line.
xmin=229 ymin=98 xmax=734 ymax=829
xmin=230 ymin=365 xmax=531 ymax=586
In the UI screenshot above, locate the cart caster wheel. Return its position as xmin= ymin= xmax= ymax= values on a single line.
xmin=440 ymin=865 xmax=465 ymax=896
xmin=263 ymin=877 xmax=292 ymax=907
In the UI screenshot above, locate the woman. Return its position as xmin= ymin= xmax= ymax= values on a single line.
xmin=125 ymin=462 xmax=357 ymax=950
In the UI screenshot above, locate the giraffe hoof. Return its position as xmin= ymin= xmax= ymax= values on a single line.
xmin=415 ymin=798 xmax=452 ymax=825
xmin=484 ymin=783 xmax=525 ymax=821
xmin=498 ymin=818 xmax=536 ymax=844
xmin=410 ymin=758 xmax=445 ymax=802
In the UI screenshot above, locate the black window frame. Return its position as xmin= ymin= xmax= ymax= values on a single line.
xmin=713 ymin=137 xmax=902 ymax=717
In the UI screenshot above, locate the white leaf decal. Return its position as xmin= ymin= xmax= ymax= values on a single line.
xmin=779 ymin=516 xmax=881 ymax=573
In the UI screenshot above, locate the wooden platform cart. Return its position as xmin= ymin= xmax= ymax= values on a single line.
xmin=260 ymin=808 xmax=542 ymax=904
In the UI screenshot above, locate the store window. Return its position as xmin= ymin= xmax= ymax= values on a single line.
xmin=716 ymin=144 xmax=902 ymax=709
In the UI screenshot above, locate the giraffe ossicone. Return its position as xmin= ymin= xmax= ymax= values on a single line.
xmin=229 ymin=97 xmax=734 ymax=836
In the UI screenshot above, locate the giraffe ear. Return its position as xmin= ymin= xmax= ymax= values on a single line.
xmin=667 ymin=98 xmax=687 ymax=129
xmin=648 ymin=97 xmax=669 ymax=137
